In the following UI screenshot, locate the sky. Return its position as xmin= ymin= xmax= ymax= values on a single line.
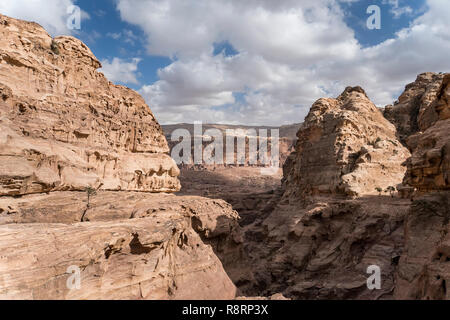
xmin=0 ymin=0 xmax=448 ymax=125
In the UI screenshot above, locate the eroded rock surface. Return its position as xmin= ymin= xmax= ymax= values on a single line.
xmin=0 ymin=13 xmax=180 ymax=195
xmin=0 ymin=192 xmax=239 ymax=300
xmin=394 ymin=74 xmax=450 ymax=299
xmin=403 ymin=74 xmax=450 ymax=191
xmin=234 ymin=82 xmax=448 ymax=300
xmin=0 ymin=14 xmax=239 ymax=300
xmin=283 ymin=86 xmax=410 ymax=198
xmin=384 ymin=72 xmax=446 ymax=143
xmin=242 ymin=197 xmax=409 ymax=299
xmin=394 ymin=192 xmax=450 ymax=300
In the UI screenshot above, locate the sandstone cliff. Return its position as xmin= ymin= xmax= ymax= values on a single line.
xmin=393 ymin=73 xmax=450 ymax=299
xmin=0 ymin=14 xmax=240 ymax=300
xmin=402 ymin=74 xmax=450 ymax=191
xmin=384 ymin=72 xmax=446 ymax=144
xmin=0 ymin=13 xmax=180 ymax=195
xmin=1 ymin=14 xmax=448 ymax=301
xmin=283 ymin=86 xmax=410 ymax=198
xmin=0 ymin=192 xmax=239 ymax=300
xmin=235 ymin=79 xmax=449 ymax=300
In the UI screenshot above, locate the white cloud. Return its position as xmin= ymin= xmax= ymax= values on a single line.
xmin=106 ymin=29 xmax=139 ymax=45
xmin=4 ymin=0 xmax=449 ymax=126
xmin=118 ymin=0 xmax=362 ymax=124
xmin=119 ymin=0 xmax=450 ymax=125
xmin=100 ymin=58 xmax=142 ymax=85
xmin=382 ymin=0 xmax=413 ymax=18
xmin=0 ymin=0 xmax=89 ymax=36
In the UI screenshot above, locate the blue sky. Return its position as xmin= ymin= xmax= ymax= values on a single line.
xmin=1 ymin=0 xmax=448 ymax=125
xmin=341 ymin=0 xmax=428 ymax=46
xmin=75 ymin=0 xmax=171 ymax=88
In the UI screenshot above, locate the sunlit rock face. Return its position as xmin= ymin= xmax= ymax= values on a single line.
xmin=283 ymin=86 xmax=410 ymax=199
xmin=0 ymin=13 xmax=180 ymax=196
xmin=0 ymin=14 xmax=242 ymax=301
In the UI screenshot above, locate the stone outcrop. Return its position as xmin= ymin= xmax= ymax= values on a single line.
xmin=242 ymin=197 xmax=410 ymax=299
xmin=0 ymin=13 xmax=180 ymax=196
xmin=394 ymin=74 xmax=450 ymax=299
xmin=0 ymin=14 xmax=240 ymax=300
xmin=403 ymin=74 xmax=450 ymax=191
xmin=1 ymin=13 xmax=448 ymax=301
xmin=283 ymin=86 xmax=410 ymax=198
xmin=384 ymin=72 xmax=446 ymax=144
xmin=0 ymin=191 xmax=239 ymax=300
xmin=394 ymin=192 xmax=449 ymax=300
xmin=230 ymin=87 xmax=412 ymax=299
xmin=234 ymin=80 xmax=449 ymax=300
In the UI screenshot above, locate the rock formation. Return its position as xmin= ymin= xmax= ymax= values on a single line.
xmin=393 ymin=74 xmax=450 ymax=299
xmin=229 ymin=87 xmax=412 ymax=299
xmin=162 ymin=123 xmax=300 ymax=168
xmin=0 ymin=14 xmax=448 ymax=301
xmin=0 ymin=13 xmax=180 ymax=196
xmin=235 ymin=79 xmax=449 ymax=300
xmin=283 ymin=86 xmax=410 ymax=198
xmin=384 ymin=72 xmax=446 ymax=143
xmin=0 ymin=14 xmax=240 ymax=300
xmin=394 ymin=192 xmax=449 ymax=300
xmin=0 ymin=192 xmax=239 ymax=300
xmin=403 ymin=74 xmax=450 ymax=191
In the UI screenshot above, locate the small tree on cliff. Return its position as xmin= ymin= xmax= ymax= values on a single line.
xmin=81 ymin=187 xmax=97 ymax=222
xmin=51 ymin=40 xmax=60 ymax=55
xmin=86 ymin=187 xmax=97 ymax=206
xmin=385 ymin=186 xmax=396 ymax=198
xmin=375 ymin=187 xmax=383 ymax=196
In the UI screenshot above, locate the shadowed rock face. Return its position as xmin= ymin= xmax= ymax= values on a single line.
xmin=403 ymin=74 xmax=450 ymax=192
xmin=233 ymin=81 xmax=449 ymax=300
xmin=0 ymin=13 xmax=180 ymax=195
xmin=283 ymin=86 xmax=410 ymax=199
xmin=394 ymin=192 xmax=450 ymax=300
xmin=231 ymin=87 xmax=413 ymax=299
xmin=393 ymin=74 xmax=450 ymax=299
xmin=384 ymin=72 xmax=446 ymax=144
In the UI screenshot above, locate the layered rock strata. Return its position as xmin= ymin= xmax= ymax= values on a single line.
xmin=384 ymin=72 xmax=446 ymax=143
xmin=0 ymin=192 xmax=239 ymax=300
xmin=283 ymin=86 xmax=410 ymax=198
xmin=0 ymin=13 xmax=180 ymax=195
xmin=403 ymin=74 xmax=450 ymax=191
xmin=0 ymin=14 xmax=239 ymax=300
xmin=394 ymin=74 xmax=450 ymax=299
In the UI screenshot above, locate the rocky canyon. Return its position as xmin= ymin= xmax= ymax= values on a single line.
xmin=0 ymin=14 xmax=448 ymax=300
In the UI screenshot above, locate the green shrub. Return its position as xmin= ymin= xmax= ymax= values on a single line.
xmin=51 ymin=40 xmax=60 ymax=55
